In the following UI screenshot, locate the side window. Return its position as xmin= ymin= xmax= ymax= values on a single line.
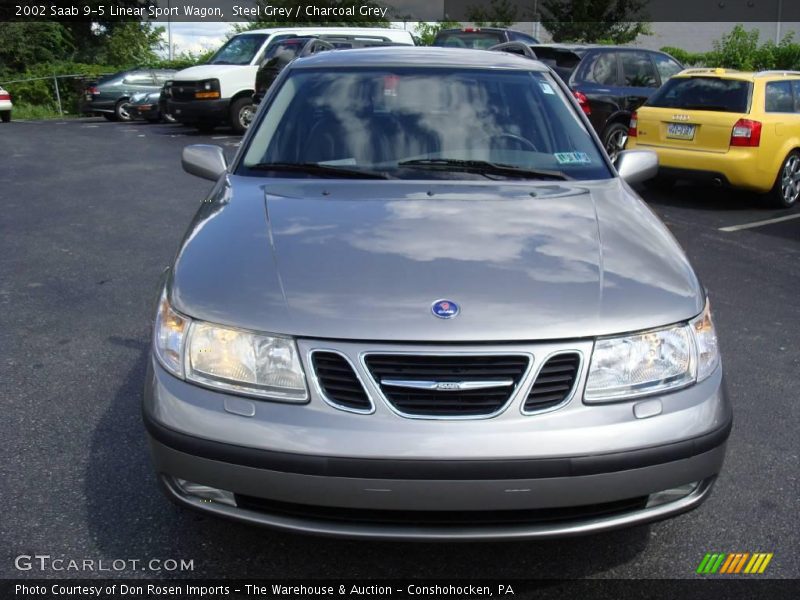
xmin=123 ymin=73 xmax=155 ymax=86
xmin=653 ymin=54 xmax=683 ymax=84
xmin=620 ymin=52 xmax=658 ymax=88
xmin=792 ymin=81 xmax=800 ymax=112
xmin=576 ymin=52 xmax=618 ymax=86
xmin=765 ymin=81 xmax=794 ymax=112
xmin=510 ymin=31 xmax=538 ymax=44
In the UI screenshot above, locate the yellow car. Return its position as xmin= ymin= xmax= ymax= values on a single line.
xmin=626 ymin=68 xmax=800 ymax=208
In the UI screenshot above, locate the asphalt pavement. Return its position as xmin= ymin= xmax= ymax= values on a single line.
xmin=1 ymin=118 xmax=798 ymax=581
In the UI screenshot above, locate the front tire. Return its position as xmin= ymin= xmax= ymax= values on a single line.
xmin=114 ymin=99 xmax=132 ymax=122
xmin=230 ymin=97 xmax=255 ymax=134
xmin=603 ymin=122 xmax=629 ymax=162
xmin=0 ymin=110 xmax=10 ymax=123
xmin=768 ymin=150 xmax=800 ymax=208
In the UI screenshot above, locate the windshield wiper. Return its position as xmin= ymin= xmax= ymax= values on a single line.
xmin=397 ymin=158 xmax=570 ymax=180
xmin=249 ymin=162 xmax=392 ymax=179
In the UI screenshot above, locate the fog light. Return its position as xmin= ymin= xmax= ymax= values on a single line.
xmin=646 ymin=482 xmax=699 ymax=508
xmin=175 ymin=478 xmax=236 ymax=507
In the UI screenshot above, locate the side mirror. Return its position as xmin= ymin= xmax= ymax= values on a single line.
xmin=182 ymin=145 xmax=227 ymax=181
xmin=614 ymin=150 xmax=658 ymax=186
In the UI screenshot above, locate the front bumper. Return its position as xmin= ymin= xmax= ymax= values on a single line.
xmin=166 ymin=98 xmax=229 ymax=124
xmin=143 ymin=339 xmax=731 ymax=540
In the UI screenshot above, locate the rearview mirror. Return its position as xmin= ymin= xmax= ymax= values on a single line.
xmin=614 ymin=150 xmax=658 ymax=186
xmin=182 ymin=145 xmax=227 ymax=181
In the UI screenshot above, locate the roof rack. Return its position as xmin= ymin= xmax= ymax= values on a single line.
xmin=754 ymin=70 xmax=800 ymax=77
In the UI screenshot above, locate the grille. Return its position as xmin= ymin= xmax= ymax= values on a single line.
xmin=169 ymin=82 xmax=198 ymax=102
xmin=524 ymin=353 xmax=581 ymax=412
xmin=311 ymin=352 xmax=371 ymax=412
xmin=364 ymin=354 xmax=529 ymax=417
xmin=234 ymin=494 xmax=649 ymax=526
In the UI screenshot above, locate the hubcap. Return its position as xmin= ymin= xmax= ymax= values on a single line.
xmin=239 ymin=104 xmax=255 ymax=129
xmin=118 ymin=105 xmax=131 ymax=120
xmin=781 ymin=155 xmax=800 ymax=205
xmin=605 ymin=129 xmax=627 ymax=161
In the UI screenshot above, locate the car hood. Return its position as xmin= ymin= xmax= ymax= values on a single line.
xmin=171 ymin=177 xmax=702 ymax=341
xmin=173 ymin=64 xmax=253 ymax=81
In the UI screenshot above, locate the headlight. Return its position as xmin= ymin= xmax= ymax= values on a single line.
xmin=153 ymin=291 xmax=189 ymax=378
xmin=153 ymin=292 xmax=307 ymax=402
xmin=584 ymin=300 xmax=720 ymax=402
xmin=691 ymin=301 xmax=720 ymax=381
xmin=186 ymin=323 xmax=307 ymax=401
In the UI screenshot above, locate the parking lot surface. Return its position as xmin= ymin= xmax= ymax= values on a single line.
xmin=1 ymin=118 xmax=798 ymax=580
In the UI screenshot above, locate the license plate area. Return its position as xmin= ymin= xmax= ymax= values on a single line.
xmin=667 ymin=122 xmax=696 ymax=140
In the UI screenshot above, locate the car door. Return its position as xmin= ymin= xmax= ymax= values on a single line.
xmin=570 ymin=50 xmax=620 ymax=134
xmin=618 ymin=50 xmax=660 ymax=112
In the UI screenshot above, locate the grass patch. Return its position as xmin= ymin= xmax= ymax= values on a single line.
xmin=11 ymin=103 xmax=77 ymax=121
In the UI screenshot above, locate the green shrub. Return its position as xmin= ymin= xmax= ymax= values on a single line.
xmin=664 ymin=26 xmax=800 ymax=72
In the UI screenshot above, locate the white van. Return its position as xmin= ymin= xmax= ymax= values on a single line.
xmin=165 ymin=27 xmax=415 ymax=134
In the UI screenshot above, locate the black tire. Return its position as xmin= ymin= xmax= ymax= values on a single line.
xmin=196 ymin=122 xmax=217 ymax=133
xmin=602 ymin=122 xmax=629 ymax=161
xmin=230 ymin=96 xmax=255 ymax=134
xmin=0 ymin=111 xmax=10 ymax=123
xmin=767 ymin=150 xmax=800 ymax=208
xmin=102 ymin=113 xmax=117 ymax=122
xmin=114 ymin=99 xmax=132 ymax=122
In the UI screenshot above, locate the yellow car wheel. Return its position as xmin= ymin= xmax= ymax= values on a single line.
xmin=770 ymin=150 xmax=800 ymax=209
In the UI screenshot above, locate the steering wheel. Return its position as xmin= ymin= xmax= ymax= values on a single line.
xmin=482 ymin=132 xmax=539 ymax=152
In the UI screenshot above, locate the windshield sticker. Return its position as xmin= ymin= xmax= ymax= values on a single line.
xmin=540 ymin=82 xmax=555 ymax=95
xmin=554 ymin=152 xmax=591 ymax=165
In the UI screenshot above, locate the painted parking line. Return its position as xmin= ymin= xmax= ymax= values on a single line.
xmin=212 ymin=135 xmax=234 ymax=140
xmin=719 ymin=213 xmax=800 ymax=232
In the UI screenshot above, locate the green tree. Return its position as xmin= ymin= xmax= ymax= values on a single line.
xmin=541 ymin=0 xmax=651 ymax=44
xmin=101 ymin=22 xmax=165 ymax=66
xmin=467 ymin=0 xmax=519 ymax=27
xmin=413 ymin=21 xmax=461 ymax=46
xmin=0 ymin=22 xmax=74 ymax=74
xmin=235 ymin=0 xmax=389 ymax=31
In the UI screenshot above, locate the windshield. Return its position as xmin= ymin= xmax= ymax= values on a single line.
xmin=647 ymin=77 xmax=752 ymax=113
xmin=241 ymin=67 xmax=611 ymax=181
xmin=207 ymin=34 xmax=268 ymax=65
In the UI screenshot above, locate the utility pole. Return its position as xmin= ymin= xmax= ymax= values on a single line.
xmin=167 ymin=0 xmax=173 ymax=61
xmin=776 ymin=0 xmax=782 ymax=44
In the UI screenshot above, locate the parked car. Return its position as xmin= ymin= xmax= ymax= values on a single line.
xmin=0 ymin=85 xmax=12 ymax=122
xmin=627 ymin=68 xmax=800 ymax=207
xmin=528 ymin=45 xmax=684 ymax=159
xmin=126 ymin=90 xmax=176 ymax=124
xmin=145 ymin=47 xmax=730 ymax=541
xmin=433 ymin=26 xmax=539 ymax=48
xmin=82 ymin=69 xmax=176 ymax=121
xmin=165 ymin=27 xmax=415 ymax=134
xmin=253 ymin=35 xmax=407 ymax=105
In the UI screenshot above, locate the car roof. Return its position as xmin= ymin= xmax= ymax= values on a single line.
xmin=291 ymin=46 xmax=550 ymax=71
xmin=674 ymin=68 xmax=800 ymax=82
xmin=437 ymin=27 xmax=522 ymax=33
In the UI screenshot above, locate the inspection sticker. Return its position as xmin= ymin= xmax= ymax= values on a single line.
xmin=540 ymin=82 xmax=555 ymax=94
xmin=554 ymin=152 xmax=591 ymax=165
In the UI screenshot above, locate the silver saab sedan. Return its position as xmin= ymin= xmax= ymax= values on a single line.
xmin=144 ymin=47 xmax=731 ymax=540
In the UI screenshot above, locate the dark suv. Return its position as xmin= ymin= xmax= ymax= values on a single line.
xmin=530 ymin=45 xmax=683 ymax=158
xmin=433 ymin=27 xmax=539 ymax=49
xmin=254 ymin=35 xmax=401 ymax=105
